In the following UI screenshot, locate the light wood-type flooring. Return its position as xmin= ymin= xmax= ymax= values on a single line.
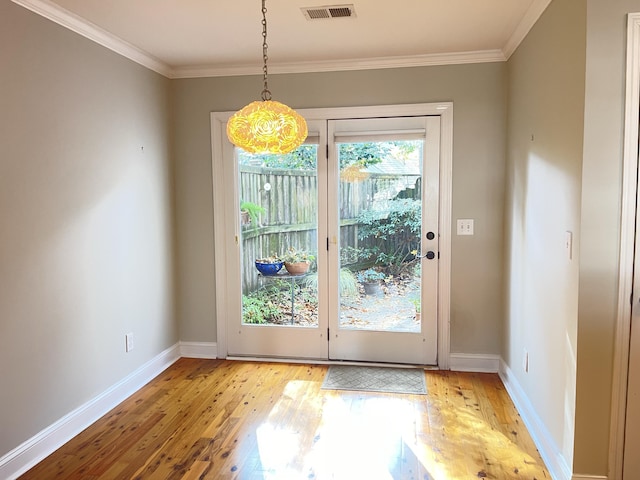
xmin=20 ymin=358 xmax=550 ymax=479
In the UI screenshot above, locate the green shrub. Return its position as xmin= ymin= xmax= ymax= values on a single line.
xmin=240 ymin=201 xmax=266 ymax=225
xmin=356 ymin=198 xmax=421 ymax=275
xmin=338 ymin=269 xmax=358 ymax=298
xmin=356 ymin=268 xmax=386 ymax=283
xmin=242 ymin=294 xmax=282 ymax=324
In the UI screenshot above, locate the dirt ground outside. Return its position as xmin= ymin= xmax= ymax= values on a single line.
xmin=263 ymin=272 xmax=421 ymax=333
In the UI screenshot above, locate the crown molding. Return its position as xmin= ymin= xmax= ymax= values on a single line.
xmin=502 ymin=0 xmax=553 ymax=59
xmin=14 ymin=0 xmax=544 ymax=79
xmin=170 ymin=49 xmax=506 ymax=79
xmin=11 ymin=0 xmax=173 ymax=77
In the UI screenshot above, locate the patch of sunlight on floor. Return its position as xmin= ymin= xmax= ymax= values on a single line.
xmin=254 ymin=378 xmax=546 ymax=479
xmin=256 ymin=423 xmax=306 ymax=480
xmin=304 ymin=396 xmax=414 ymax=479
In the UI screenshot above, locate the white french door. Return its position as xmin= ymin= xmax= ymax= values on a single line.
xmin=225 ymin=119 xmax=329 ymax=360
xmin=327 ymin=117 xmax=440 ymax=365
xmin=212 ymin=104 xmax=452 ymax=366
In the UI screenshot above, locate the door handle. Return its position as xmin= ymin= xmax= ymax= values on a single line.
xmin=425 ymin=251 xmax=436 ymax=260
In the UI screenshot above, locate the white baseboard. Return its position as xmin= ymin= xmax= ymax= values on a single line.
xmin=499 ymin=359 xmax=573 ymax=480
xmin=179 ymin=341 xmax=218 ymax=358
xmin=572 ymin=476 xmax=608 ymax=480
xmin=0 ymin=343 xmax=181 ymax=480
xmin=449 ymin=353 xmax=500 ymax=372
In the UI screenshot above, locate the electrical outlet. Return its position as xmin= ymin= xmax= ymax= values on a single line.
xmin=125 ymin=333 xmax=134 ymax=352
xmin=523 ymin=350 xmax=529 ymax=373
xmin=457 ymin=219 xmax=474 ymax=236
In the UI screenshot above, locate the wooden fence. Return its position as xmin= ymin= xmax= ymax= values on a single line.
xmin=240 ymin=165 xmax=420 ymax=293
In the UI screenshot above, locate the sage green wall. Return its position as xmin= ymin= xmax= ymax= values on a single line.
xmin=575 ymin=0 xmax=640 ymax=475
xmin=505 ymin=0 xmax=586 ymax=471
xmin=0 ymin=2 xmax=177 ymax=458
xmin=173 ymin=63 xmax=508 ymax=356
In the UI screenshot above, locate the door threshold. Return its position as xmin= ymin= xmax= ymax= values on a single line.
xmin=225 ymin=355 xmax=439 ymax=369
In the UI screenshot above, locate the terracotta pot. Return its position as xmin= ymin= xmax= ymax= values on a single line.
xmin=284 ymin=261 xmax=310 ymax=275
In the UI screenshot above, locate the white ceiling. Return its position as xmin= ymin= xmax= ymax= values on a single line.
xmin=13 ymin=0 xmax=551 ymax=78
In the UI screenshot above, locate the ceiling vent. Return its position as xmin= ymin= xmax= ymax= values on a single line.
xmin=301 ymin=4 xmax=356 ymax=20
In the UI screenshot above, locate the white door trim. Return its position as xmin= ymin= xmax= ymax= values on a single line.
xmin=210 ymin=102 xmax=453 ymax=368
xmin=610 ymin=12 xmax=640 ymax=480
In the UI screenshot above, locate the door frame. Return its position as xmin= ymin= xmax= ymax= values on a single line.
xmin=210 ymin=102 xmax=453 ymax=369
xmin=611 ymin=12 xmax=640 ymax=480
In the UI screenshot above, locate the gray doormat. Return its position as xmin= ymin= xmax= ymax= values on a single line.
xmin=321 ymin=365 xmax=427 ymax=395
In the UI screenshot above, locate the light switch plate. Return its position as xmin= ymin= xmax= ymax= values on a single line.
xmin=125 ymin=333 xmax=134 ymax=352
xmin=565 ymin=231 xmax=573 ymax=260
xmin=457 ymin=219 xmax=474 ymax=235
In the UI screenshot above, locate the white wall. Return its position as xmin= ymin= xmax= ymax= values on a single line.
xmin=505 ymin=0 xmax=586 ymax=471
xmin=0 ymin=2 xmax=177 ymax=458
xmin=576 ymin=0 xmax=640 ymax=476
xmin=173 ymin=64 xmax=508 ymax=356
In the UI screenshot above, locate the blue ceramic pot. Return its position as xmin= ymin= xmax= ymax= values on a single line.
xmin=255 ymin=261 xmax=283 ymax=276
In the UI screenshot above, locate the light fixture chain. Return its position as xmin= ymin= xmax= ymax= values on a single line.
xmin=226 ymin=0 xmax=307 ymax=154
xmin=261 ymin=0 xmax=272 ymax=101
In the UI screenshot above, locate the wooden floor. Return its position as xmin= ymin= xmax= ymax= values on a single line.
xmin=21 ymin=359 xmax=550 ymax=479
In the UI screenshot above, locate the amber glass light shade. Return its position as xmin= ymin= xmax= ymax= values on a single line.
xmin=226 ymin=100 xmax=308 ymax=154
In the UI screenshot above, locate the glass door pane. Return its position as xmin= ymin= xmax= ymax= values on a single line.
xmin=337 ymin=140 xmax=423 ymax=333
xmin=239 ymin=146 xmax=319 ymax=328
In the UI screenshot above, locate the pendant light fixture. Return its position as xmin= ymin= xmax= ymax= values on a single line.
xmin=226 ymin=0 xmax=308 ymax=154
